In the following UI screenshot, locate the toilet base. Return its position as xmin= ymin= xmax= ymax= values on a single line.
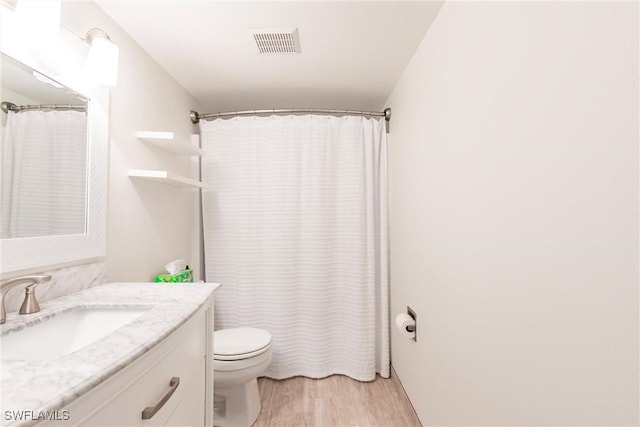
xmin=214 ymin=378 xmax=261 ymax=427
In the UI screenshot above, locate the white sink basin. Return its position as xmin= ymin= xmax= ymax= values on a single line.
xmin=1 ymin=307 xmax=151 ymax=361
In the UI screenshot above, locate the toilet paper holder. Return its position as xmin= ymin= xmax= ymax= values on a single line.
xmin=407 ymin=306 xmax=417 ymax=340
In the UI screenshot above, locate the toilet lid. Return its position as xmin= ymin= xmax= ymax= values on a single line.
xmin=214 ymin=327 xmax=271 ymax=359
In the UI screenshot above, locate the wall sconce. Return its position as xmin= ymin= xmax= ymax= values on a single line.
xmin=84 ymin=28 xmax=119 ymax=87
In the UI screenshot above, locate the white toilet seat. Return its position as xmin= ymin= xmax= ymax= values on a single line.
xmin=214 ymin=343 xmax=271 ymax=361
xmin=214 ymin=327 xmax=272 ymax=361
xmin=214 ymin=346 xmax=272 ymax=372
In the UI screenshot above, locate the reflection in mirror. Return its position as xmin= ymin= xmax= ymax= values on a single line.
xmin=1 ymin=53 xmax=89 ymax=239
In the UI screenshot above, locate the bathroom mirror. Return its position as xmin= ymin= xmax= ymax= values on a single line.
xmin=0 ymin=25 xmax=108 ymax=275
xmin=1 ymin=53 xmax=89 ymax=239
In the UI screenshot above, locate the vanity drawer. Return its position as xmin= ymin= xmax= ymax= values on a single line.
xmin=39 ymin=306 xmax=208 ymax=427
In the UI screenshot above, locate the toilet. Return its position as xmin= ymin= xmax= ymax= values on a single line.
xmin=213 ymin=327 xmax=272 ymax=427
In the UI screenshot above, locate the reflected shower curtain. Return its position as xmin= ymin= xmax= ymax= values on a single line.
xmin=1 ymin=110 xmax=87 ymax=238
xmin=201 ymin=114 xmax=389 ymax=381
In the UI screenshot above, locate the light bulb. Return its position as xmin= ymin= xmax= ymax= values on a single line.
xmin=84 ymin=30 xmax=119 ymax=87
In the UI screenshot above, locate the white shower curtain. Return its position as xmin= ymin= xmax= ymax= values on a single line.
xmin=1 ymin=110 xmax=87 ymax=238
xmin=201 ymin=114 xmax=389 ymax=381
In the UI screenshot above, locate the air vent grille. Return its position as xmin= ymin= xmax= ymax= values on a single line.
xmin=250 ymin=28 xmax=300 ymax=54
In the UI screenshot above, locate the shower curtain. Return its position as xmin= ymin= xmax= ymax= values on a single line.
xmin=201 ymin=114 xmax=389 ymax=381
xmin=1 ymin=110 xmax=87 ymax=238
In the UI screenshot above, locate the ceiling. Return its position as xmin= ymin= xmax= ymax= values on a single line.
xmin=96 ymin=1 xmax=443 ymax=112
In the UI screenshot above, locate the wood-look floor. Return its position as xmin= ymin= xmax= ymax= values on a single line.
xmin=253 ymin=369 xmax=422 ymax=427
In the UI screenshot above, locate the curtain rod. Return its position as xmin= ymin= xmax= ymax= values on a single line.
xmin=1 ymin=101 xmax=87 ymax=113
xmin=190 ymin=107 xmax=391 ymax=124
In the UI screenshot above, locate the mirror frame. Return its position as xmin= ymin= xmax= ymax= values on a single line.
xmin=0 ymin=24 xmax=108 ymax=275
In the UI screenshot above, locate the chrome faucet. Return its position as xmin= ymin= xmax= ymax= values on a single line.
xmin=0 ymin=275 xmax=51 ymax=324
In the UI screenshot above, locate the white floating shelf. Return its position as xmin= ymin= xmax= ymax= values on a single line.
xmin=136 ymin=131 xmax=205 ymax=157
xmin=128 ymin=169 xmax=206 ymax=189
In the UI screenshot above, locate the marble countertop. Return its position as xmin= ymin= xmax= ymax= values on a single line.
xmin=0 ymin=282 xmax=220 ymax=427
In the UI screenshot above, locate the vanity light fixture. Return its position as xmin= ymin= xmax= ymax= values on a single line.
xmin=84 ymin=28 xmax=119 ymax=87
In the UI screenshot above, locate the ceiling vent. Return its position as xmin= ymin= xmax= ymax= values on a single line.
xmin=250 ymin=27 xmax=301 ymax=54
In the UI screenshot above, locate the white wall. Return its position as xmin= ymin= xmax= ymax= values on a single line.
xmin=385 ymin=2 xmax=638 ymax=425
xmin=61 ymin=2 xmax=204 ymax=282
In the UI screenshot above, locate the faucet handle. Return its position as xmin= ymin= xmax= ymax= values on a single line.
xmin=18 ymin=275 xmax=51 ymax=316
xmin=25 ymin=274 xmax=51 ymax=286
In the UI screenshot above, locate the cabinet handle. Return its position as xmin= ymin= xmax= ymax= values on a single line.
xmin=141 ymin=376 xmax=180 ymax=420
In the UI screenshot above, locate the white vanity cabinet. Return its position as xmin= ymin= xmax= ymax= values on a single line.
xmin=39 ymin=299 xmax=214 ymax=427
